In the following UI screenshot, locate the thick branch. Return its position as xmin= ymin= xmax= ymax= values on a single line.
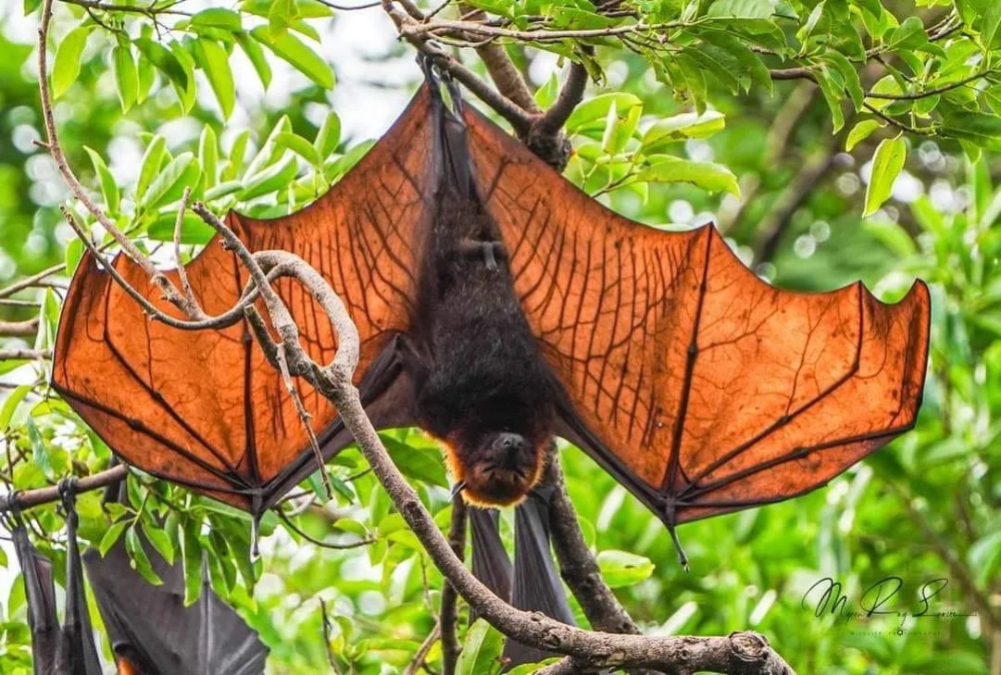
xmin=441 ymin=496 xmax=468 ymax=675
xmin=543 ymin=456 xmax=639 ymax=635
xmin=0 ymin=464 xmax=128 ymax=512
xmin=533 ymin=62 xmax=588 ymax=137
xmin=459 ymin=4 xmax=540 ymax=115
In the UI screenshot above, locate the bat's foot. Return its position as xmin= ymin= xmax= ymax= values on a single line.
xmin=668 ymin=524 xmax=689 ymax=572
xmin=458 ymin=238 xmax=505 ymax=270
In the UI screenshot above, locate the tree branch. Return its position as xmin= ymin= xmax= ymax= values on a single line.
xmin=543 ymin=455 xmax=639 ymax=636
xmin=0 ymin=464 xmax=129 ymax=512
xmin=0 ymin=348 xmax=51 ymax=361
xmin=0 ymin=319 xmax=40 ymax=338
xmin=441 ymin=495 xmax=468 ymax=675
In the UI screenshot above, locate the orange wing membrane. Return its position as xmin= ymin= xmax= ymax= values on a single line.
xmin=52 ymin=88 xmax=436 ymax=513
xmin=463 ymin=104 xmax=930 ymax=532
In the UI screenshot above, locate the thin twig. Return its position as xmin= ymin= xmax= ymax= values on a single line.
xmin=278 ymin=510 xmax=374 ymax=550
xmin=172 ymin=187 xmax=207 ymax=320
xmin=320 ymin=599 xmax=343 ymax=674
xmin=0 ymin=319 xmax=40 ymax=338
xmin=276 ymin=343 xmax=333 ymax=499
xmin=57 ymin=0 xmax=191 ymax=15
xmin=404 ymin=623 xmax=442 ymax=675
xmin=0 ymin=349 xmax=52 ymax=361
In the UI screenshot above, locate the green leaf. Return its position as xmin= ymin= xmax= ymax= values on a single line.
xmin=636 ymin=157 xmax=741 ymax=197
xmin=181 ymin=518 xmax=203 ymax=606
xmin=642 ymin=110 xmax=725 ymax=151
xmin=813 ymin=67 xmax=846 ymax=132
xmin=887 ymin=16 xmax=928 ymax=50
xmin=98 ymin=521 xmax=128 ymax=557
xmin=142 ymin=522 xmax=175 ymax=565
xmin=140 ymin=153 xmax=200 ymax=212
xmin=455 ymin=620 xmax=504 ymax=675
xmin=269 ymin=0 xmax=301 ymax=38
xmin=863 ymin=136 xmax=906 ymax=217
xmin=224 ymin=130 xmax=251 ymax=181
xmin=984 ymin=2 xmax=1001 ymax=51
xmin=0 ymin=385 xmax=32 ymax=431
xmin=137 ymin=135 xmax=167 ymax=203
xmin=126 ymin=526 xmax=163 ymax=586
xmin=597 ymin=550 xmax=655 ymax=588
xmin=565 ymin=93 xmax=642 ymax=134
xmin=242 ymin=0 xmax=332 ymax=18
xmin=112 ymin=45 xmax=138 ymax=113
xmin=315 ymin=111 xmax=341 ymax=159
xmin=845 ymin=119 xmax=883 ymax=151
xmin=236 ymin=31 xmax=272 ymax=89
xmin=275 ymin=132 xmax=323 ymax=166
xmin=148 ymin=212 xmax=216 ymax=245
xmin=968 ymin=529 xmax=1001 ymax=587
xmin=191 ymin=7 xmax=243 ymax=30
xmin=706 ymin=0 xmax=773 ymax=19
xmin=250 ymin=26 xmax=334 ymax=89
xmin=193 ymin=39 xmax=236 ymax=120
xmin=52 ymin=25 xmax=91 ymax=99
xmin=239 ymin=154 xmax=298 ymax=200
xmin=200 ymin=126 xmax=219 ymax=188
xmin=204 ymin=179 xmax=244 ymax=201
xmin=135 ymin=37 xmax=190 ymax=93
xmin=83 ymin=147 xmax=119 ymax=213
xmin=942 ymin=110 xmax=1001 ymax=151
xmin=26 ymin=418 xmax=53 ymax=480
xmin=379 ymin=435 xmax=448 ymax=488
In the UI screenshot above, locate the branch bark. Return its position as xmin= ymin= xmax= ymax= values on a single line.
xmin=544 ymin=455 xmax=640 ymax=636
xmin=441 ymin=495 xmax=468 ymax=675
xmin=0 ymin=319 xmax=40 ymax=338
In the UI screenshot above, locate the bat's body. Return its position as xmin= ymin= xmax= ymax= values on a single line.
xmin=406 ymin=116 xmax=555 ymax=507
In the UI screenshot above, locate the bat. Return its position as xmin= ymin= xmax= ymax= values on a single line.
xmin=8 ymin=484 xmax=103 ymax=675
xmin=82 ymin=525 xmax=268 ymax=674
xmin=51 ymin=62 xmax=930 ymax=646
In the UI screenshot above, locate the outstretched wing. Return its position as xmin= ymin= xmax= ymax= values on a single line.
xmin=53 ymin=87 xmax=436 ymax=511
xmin=463 ymin=104 xmax=930 ymax=528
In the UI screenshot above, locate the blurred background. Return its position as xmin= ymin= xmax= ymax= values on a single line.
xmin=0 ymin=0 xmax=997 ymax=673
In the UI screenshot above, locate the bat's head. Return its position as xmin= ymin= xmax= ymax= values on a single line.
xmin=445 ymin=431 xmax=546 ymax=507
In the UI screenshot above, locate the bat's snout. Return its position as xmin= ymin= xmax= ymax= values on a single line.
xmin=496 ymin=433 xmax=528 ymax=469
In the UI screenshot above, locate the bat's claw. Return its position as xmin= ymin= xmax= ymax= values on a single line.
xmin=668 ymin=524 xmax=689 ymax=572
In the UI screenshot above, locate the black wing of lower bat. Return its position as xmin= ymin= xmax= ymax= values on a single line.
xmin=83 ymin=531 xmax=267 ymax=675
xmin=11 ymin=521 xmax=60 ymax=675
xmin=10 ymin=493 xmax=102 ymax=675
xmin=469 ymin=492 xmax=576 ymax=670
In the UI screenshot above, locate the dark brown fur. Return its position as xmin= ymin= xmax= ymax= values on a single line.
xmin=403 ymin=144 xmax=555 ymax=506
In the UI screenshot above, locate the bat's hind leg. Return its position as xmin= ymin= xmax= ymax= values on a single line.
xmin=457 ymin=238 xmax=506 ymax=271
